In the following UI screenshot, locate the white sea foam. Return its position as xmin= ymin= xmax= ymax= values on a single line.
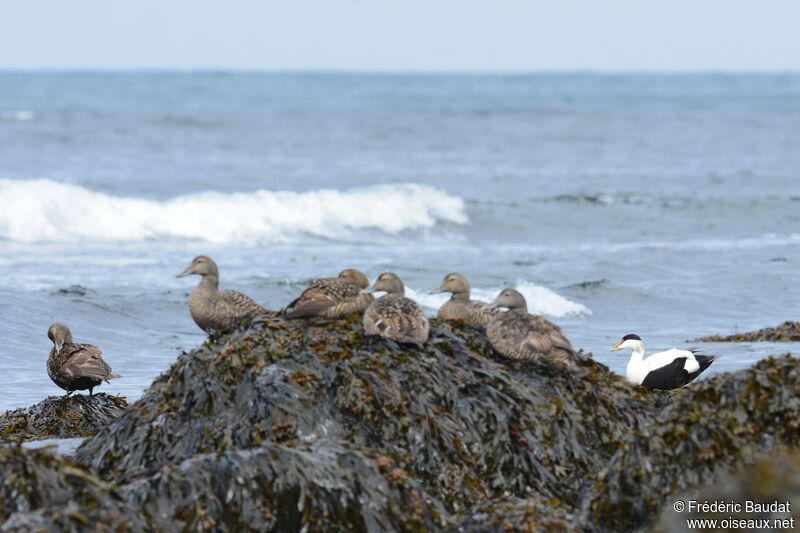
xmin=0 ymin=179 xmax=468 ymax=243
xmin=406 ymin=280 xmax=591 ymax=318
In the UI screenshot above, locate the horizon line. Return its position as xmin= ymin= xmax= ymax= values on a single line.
xmin=2 ymin=67 xmax=800 ymax=76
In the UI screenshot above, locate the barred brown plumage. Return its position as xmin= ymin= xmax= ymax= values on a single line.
xmin=285 ymin=269 xmax=373 ymax=319
xmin=429 ymin=272 xmax=496 ymax=327
xmin=487 ymin=288 xmax=575 ymax=366
xmin=46 ymin=323 xmax=120 ymax=396
xmin=363 ymin=272 xmax=429 ymax=345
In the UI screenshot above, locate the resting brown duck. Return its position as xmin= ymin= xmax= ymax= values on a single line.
xmin=363 ymin=272 xmax=429 ymax=345
xmin=47 ymin=323 xmax=120 ymax=396
xmin=177 ymin=255 xmax=268 ymax=333
xmin=285 ymin=269 xmax=373 ymax=319
xmin=429 ymin=272 xmax=495 ymax=327
xmin=487 ymin=288 xmax=576 ymax=366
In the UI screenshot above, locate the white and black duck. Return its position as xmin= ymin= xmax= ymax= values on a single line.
xmin=610 ymin=333 xmax=719 ymax=390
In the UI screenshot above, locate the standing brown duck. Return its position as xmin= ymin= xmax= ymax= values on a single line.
xmin=487 ymin=288 xmax=575 ymax=366
xmin=177 ymin=255 xmax=268 ymax=333
xmin=363 ymin=272 xmax=429 ymax=345
xmin=285 ymin=269 xmax=373 ymax=319
xmin=429 ymin=272 xmax=496 ymax=327
xmin=47 ymin=323 xmax=120 ymax=396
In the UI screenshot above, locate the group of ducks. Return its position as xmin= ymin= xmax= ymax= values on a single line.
xmin=45 ymin=255 xmax=718 ymax=398
xmin=177 ymin=256 xmax=577 ymax=365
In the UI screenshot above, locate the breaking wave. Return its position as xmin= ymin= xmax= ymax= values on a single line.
xmin=407 ymin=280 xmax=591 ymax=318
xmin=0 ymin=179 xmax=468 ymax=244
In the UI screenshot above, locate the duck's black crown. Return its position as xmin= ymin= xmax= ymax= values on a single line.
xmin=622 ymin=334 xmax=641 ymax=341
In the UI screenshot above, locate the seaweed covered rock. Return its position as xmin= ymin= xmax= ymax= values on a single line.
xmin=578 ymin=355 xmax=800 ymax=529
xmin=0 ymin=446 xmax=148 ymax=532
xmin=121 ymin=442 xmax=442 ymax=531
xmin=76 ymin=318 xmax=644 ymax=512
xmin=0 ymin=394 xmax=127 ymax=445
xmin=654 ymin=449 xmax=800 ymax=532
xmin=696 ymin=321 xmax=800 ymax=342
xmin=67 ymin=318 xmax=800 ymax=531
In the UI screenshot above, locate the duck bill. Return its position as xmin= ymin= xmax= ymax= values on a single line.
xmin=610 ymin=340 xmax=624 ymax=352
xmin=427 ymin=284 xmax=445 ymax=295
xmin=176 ymin=267 xmax=193 ymax=278
xmin=55 ymin=340 xmax=64 ymax=353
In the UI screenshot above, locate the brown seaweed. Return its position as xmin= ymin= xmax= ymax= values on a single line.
xmin=1 ymin=317 xmax=798 ymax=531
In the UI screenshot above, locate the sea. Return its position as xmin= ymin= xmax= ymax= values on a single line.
xmin=0 ymin=72 xmax=798 ymax=411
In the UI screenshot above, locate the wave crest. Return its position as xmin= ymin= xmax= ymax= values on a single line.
xmin=0 ymin=179 xmax=468 ymax=243
xmin=407 ymin=280 xmax=591 ymax=318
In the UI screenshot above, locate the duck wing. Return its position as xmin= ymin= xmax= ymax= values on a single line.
xmin=286 ymin=279 xmax=361 ymax=319
xmin=520 ymin=315 xmax=574 ymax=357
xmin=221 ymin=289 xmax=268 ymax=315
xmin=61 ymin=343 xmax=120 ymax=381
xmin=364 ymin=296 xmax=429 ymax=342
xmin=286 ymin=278 xmax=334 ymax=310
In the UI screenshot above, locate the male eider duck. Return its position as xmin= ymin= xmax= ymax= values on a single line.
xmin=429 ymin=272 xmax=495 ymax=327
xmin=177 ymin=255 xmax=268 ymax=333
xmin=47 ymin=323 xmax=120 ymax=396
xmin=363 ymin=272 xmax=429 ymax=345
xmin=487 ymin=288 xmax=575 ymax=365
xmin=285 ymin=269 xmax=373 ymax=319
xmin=610 ymin=334 xmax=719 ymax=390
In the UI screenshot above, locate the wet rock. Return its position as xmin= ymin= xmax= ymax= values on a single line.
xmin=654 ymin=449 xmax=800 ymax=532
xmin=64 ymin=317 xmax=800 ymax=531
xmin=0 ymin=446 xmax=148 ymax=532
xmin=578 ymin=355 xmax=800 ymax=530
xmin=122 ymin=442 xmax=443 ymax=531
xmin=53 ymin=284 xmax=93 ymax=297
xmin=0 ymin=394 xmax=127 ymax=445
xmin=695 ymin=321 xmax=800 ymax=342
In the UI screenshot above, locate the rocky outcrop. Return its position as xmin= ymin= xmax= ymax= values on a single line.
xmin=2 ymin=317 xmax=799 ymax=531
xmin=654 ymin=450 xmax=800 ymax=532
xmin=0 ymin=394 xmax=127 ymax=445
xmin=0 ymin=446 xmax=147 ymax=532
xmin=695 ymin=321 xmax=800 ymax=342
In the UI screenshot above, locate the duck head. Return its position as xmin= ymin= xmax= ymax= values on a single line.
xmin=490 ymin=288 xmax=527 ymax=312
xmin=337 ymin=269 xmax=370 ymax=289
xmin=429 ymin=272 xmax=470 ymax=300
xmin=610 ymin=334 xmax=644 ymax=353
xmin=177 ymin=256 xmax=219 ymax=278
xmin=365 ymin=272 xmax=405 ymax=295
xmin=47 ymin=323 xmax=73 ymax=353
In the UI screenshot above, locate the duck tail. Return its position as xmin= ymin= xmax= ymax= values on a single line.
xmin=694 ymin=354 xmax=719 ymax=372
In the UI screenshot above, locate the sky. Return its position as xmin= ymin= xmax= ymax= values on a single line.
xmin=1 ymin=0 xmax=799 ymax=71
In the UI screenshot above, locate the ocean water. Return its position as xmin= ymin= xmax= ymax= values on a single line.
xmin=1 ymin=72 xmax=798 ymax=411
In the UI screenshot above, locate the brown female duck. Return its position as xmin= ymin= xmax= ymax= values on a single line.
xmin=487 ymin=288 xmax=575 ymax=366
xmin=363 ymin=272 xmax=429 ymax=344
xmin=177 ymin=255 xmax=268 ymax=333
xmin=429 ymin=272 xmax=495 ymax=327
xmin=47 ymin=323 xmax=120 ymax=396
xmin=285 ymin=269 xmax=373 ymax=319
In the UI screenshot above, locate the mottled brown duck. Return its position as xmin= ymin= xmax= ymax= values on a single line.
xmin=177 ymin=255 xmax=268 ymax=333
xmin=487 ymin=288 xmax=576 ymax=366
xmin=47 ymin=323 xmax=120 ymax=396
xmin=285 ymin=269 xmax=373 ymax=319
xmin=363 ymin=272 xmax=429 ymax=345
xmin=429 ymin=272 xmax=495 ymax=327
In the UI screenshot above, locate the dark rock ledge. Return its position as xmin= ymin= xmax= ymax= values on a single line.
xmin=695 ymin=320 xmax=800 ymax=342
xmin=0 ymin=394 xmax=127 ymax=445
xmin=1 ymin=317 xmax=798 ymax=531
